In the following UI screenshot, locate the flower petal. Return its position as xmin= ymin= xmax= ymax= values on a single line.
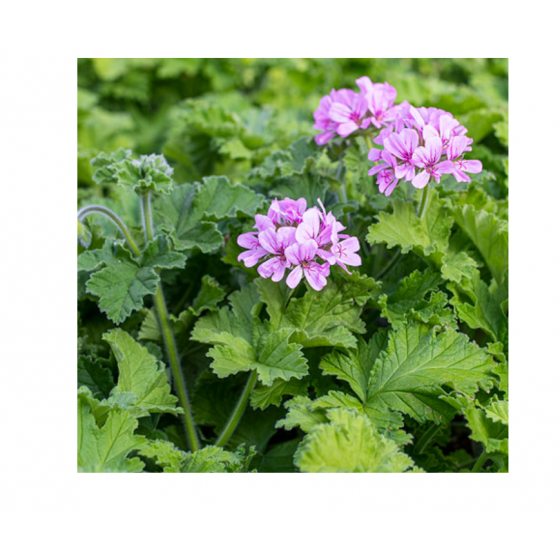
xmin=286 ymin=266 xmax=303 ymax=289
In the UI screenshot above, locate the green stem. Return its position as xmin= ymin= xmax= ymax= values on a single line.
xmin=140 ymin=193 xmax=200 ymax=451
xmin=215 ymin=371 xmax=258 ymax=447
xmin=472 ymin=451 xmax=489 ymax=473
xmin=416 ymin=423 xmax=442 ymax=455
xmin=78 ymin=204 xmax=140 ymax=256
xmin=364 ymin=135 xmax=375 ymax=151
xmin=417 ymin=184 xmax=430 ymax=220
xmin=377 ymin=248 xmax=402 ymax=279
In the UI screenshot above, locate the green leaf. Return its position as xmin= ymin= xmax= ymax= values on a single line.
xmin=78 ymin=395 xmax=145 ymax=473
xmin=276 ymin=396 xmax=329 ymax=433
xmin=78 ymin=356 xmax=114 ymax=399
xmin=153 ymin=176 xmax=264 ymax=253
xmin=251 ymin=137 xmax=323 ymax=179
xmin=367 ymin=323 xmax=495 ymax=422
xmin=140 ymin=235 xmax=187 ymax=270
xmin=103 ymin=329 xmax=180 ymax=416
xmin=465 ymin=406 xmax=508 ymax=455
xmin=448 ymin=272 xmax=508 ymax=343
xmin=441 ymin=251 xmax=479 ymax=283
xmin=138 ymin=439 xmax=185 ymax=473
xmin=379 ymin=270 xmax=454 ymax=328
xmin=91 ymin=149 xmax=174 ymax=194
xmin=191 ymin=284 xmax=308 ymax=385
xmin=257 ymin=274 xmax=380 ymax=348
xmin=366 ymin=190 xmax=452 ymax=265
xmin=190 ymin=275 xmax=226 ymax=316
xmin=250 ymin=377 xmax=310 ymax=410
xmin=181 ymin=445 xmax=254 ymax=473
xmin=322 ymin=324 xmax=495 ymax=425
xmin=294 ymin=408 xmax=417 ymax=473
xmin=451 ymin=204 xmax=508 ymax=284
xmin=85 ymin=243 xmax=159 ymax=324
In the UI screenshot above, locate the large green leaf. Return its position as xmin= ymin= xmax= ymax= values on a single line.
xmin=322 ymin=323 xmax=495 ymax=424
xmin=153 ymin=175 xmax=264 ymax=253
xmin=294 ymin=408 xmax=418 ymax=473
xmin=103 ymin=329 xmax=180 ymax=416
xmin=191 ymin=284 xmax=308 ymax=385
xmin=78 ymin=395 xmax=145 ymax=473
xmin=78 ymin=236 xmax=185 ymax=324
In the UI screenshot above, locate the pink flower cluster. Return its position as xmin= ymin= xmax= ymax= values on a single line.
xmin=237 ymin=198 xmax=361 ymax=291
xmin=313 ymin=77 xmax=482 ymax=196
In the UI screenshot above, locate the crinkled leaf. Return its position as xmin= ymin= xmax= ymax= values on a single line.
xmin=251 ymin=377 xmax=310 ymax=410
xmin=294 ymin=408 xmax=416 ymax=473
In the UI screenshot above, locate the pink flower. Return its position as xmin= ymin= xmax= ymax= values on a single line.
xmin=285 ymin=240 xmax=331 ymax=291
xmin=237 ymin=232 xmax=268 ymax=267
xmin=329 ymin=235 xmax=362 ymax=273
xmin=383 ymin=129 xmax=419 ymax=181
xmin=256 ymin=227 xmax=296 ymax=282
xmin=329 ymin=89 xmax=371 ymax=137
xmin=411 ymin=137 xmax=455 ymax=189
xmin=237 ymin=197 xmax=361 ymax=290
xmin=368 ymin=149 xmax=400 ymax=196
xmin=356 ymin=78 xmax=398 ymax=128
xmin=313 ymin=90 xmax=340 ymax=145
xmin=446 ymin=136 xmax=483 ymax=183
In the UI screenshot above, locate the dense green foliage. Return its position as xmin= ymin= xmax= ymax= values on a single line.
xmin=78 ymin=58 xmax=508 ymax=473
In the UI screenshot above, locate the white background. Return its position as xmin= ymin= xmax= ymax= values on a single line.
xmin=0 ymin=1 xmax=556 ymax=558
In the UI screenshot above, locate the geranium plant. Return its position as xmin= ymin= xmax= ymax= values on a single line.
xmin=78 ymin=58 xmax=508 ymax=473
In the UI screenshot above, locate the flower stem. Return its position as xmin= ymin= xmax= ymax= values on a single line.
xmin=215 ymin=371 xmax=258 ymax=447
xmin=77 ymin=204 xmax=140 ymax=256
xmin=417 ymin=184 xmax=430 ymax=220
xmin=364 ymin=135 xmax=375 ymax=151
xmin=471 ymin=451 xmax=489 ymax=473
xmin=140 ymin=193 xmax=200 ymax=451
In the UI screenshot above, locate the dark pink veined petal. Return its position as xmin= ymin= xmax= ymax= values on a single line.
xmin=284 ymin=244 xmax=300 ymax=266
xmin=239 ymin=247 xmax=268 ymax=268
xmin=368 ymin=148 xmax=384 ymax=162
xmin=258 ymin=227 xmax=280 ymax=254
xmin=329 ymin=102 xmax=353 ymax=123
xmin=254 ymin=214 xmax=274 ymax=231
xmin=411 ymin=146 xmax=429 ymax=168
xmin=401 ymin=128 xmax=419 ymax=152
xmin=286 ymin=266 xmax=303 ymax=289
xmin=368 ymin=162 xmax=388 ymax=176
xmin=412 ymin=170 xmax=430 ymax=189
xmin=461 ymin=159 xmax=483 ymax=173
xmin=299 ymin=239 xmax=318 ymax=262
xmin=384 ymin=132 xmax=407 ymax=160
xmin=447 ymin=135 xmax=469 ymax=160
xmin=436 ymin=160 xmax=456 ymax=174
xmin=340 ymin=236 xmax=360 ymax=254
xmin=425 ymin=137 xmax=443 ymax=164
xmin=237 ymin=231 xmax=259 ymax=249
xmin=383 ymin=177 xmax=399 ymax=196
xmin=304 ymin=265 xmax=328 ymax=291
xmin=337 ymin=121 xmax=359 ymax=137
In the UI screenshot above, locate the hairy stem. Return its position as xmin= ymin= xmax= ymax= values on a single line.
xmin=472 ymin=451 xmax=489 ymax=473
xmin=215 ymin=371 xmax=258 ymax=447
xmin=78 ymin=204 xmax=140 ymax=256
xmin=140 ymin=193 xmax=200 ymax=451
xmin=417 ymin=184 xmax=430 ymax=220
xmin=377 ymin=248 xmax=402 ymax=279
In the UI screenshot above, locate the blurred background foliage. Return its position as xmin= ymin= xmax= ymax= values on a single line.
xmin=78 ymin=57 xmax=508 ymax=190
